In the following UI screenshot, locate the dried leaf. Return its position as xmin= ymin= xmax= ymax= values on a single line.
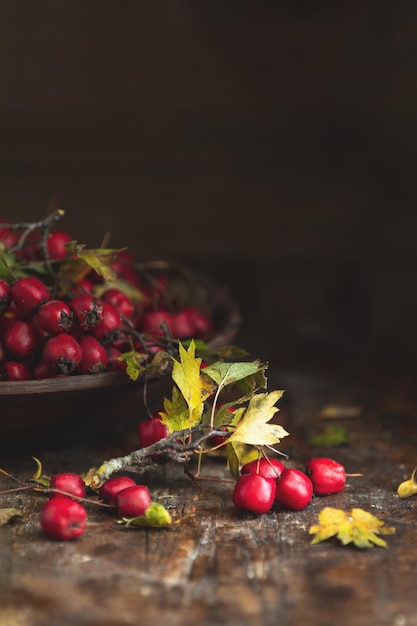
xmin=227 ymin=390 xmax=288 ymax=447
xmin=397 ymin=468 xmax=417 ymax=498
xmin=0 ymin=508 xmax=23 ymax=525
xmin=310 ymin=507 xmax=395 ymax=548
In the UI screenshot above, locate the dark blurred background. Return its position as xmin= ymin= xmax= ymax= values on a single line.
xmin=1 ymin=2 xmax=417 ymax=376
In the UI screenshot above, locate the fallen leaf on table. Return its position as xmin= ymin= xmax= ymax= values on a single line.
xmin=0 ymin=508 xmax=23 ymax=525
xmin=309 ymin=507 xmax=395 ymax=548
xmin=397 ymin=468 xmax=417 ymax=498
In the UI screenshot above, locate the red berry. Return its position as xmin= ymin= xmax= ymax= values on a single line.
xmin=76 ymin=334 xmax=109 ymax=374
xmin=0 ymin=225 xmax=19 ymax=249
xmin=99 ymin=476 xmax=137 ymax=506
xmin=138 ymin=415 xmax=169 ymax=448
xmin=11 ymin=276 xmax=50 ymax=315
xmin=3 ymin=320 xmax=38 ymax=360
xmin=106 ymin=346 xmax=127 ymax=371
xmin=139 ymin=309 xmax=175 ymax=337
xmin=274 ymin=468 xmax=313 ymax=510
xmin=101 ymin=288 xmax=135 ymax=320
xmin=42 ymin=333 xmax=83 ymax=375
xmin=232 ymin=474 xmax=276 ymax=514
xmin=305 ymin=457 xmax=346 ymax=496
xmin=116 ymin=485 xmax=152 ymax=518
xmin=37 ymin=299 xmax=74 ymax=334
xmin=49 ymin=473 xmax=86 ymax=500
xmin=90 ymin=301 xmax=123 ymax=341
xmin=45 ymin=230 xmax=72 ymax=260
xmin=0 ymin=279 xmax=11 ymax=314
xmin=0 ymin=340 xmax=5 ymax=363
xmin=69 ymin=293 xmax=104 ymax=331
xmin=184 ymin=306 xmax=213 ymax=337
xmin=40 ymin=496 xmax=86 ymax=540
xmin=0 ymin=360 xmax=32 ymax=380
xmin=241 ymin=457 xmax=286 ymax=479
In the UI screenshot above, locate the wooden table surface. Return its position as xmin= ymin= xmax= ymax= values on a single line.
xmin=1 ymin=365 xmax=416 ymax=626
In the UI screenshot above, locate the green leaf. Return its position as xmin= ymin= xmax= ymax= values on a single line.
xmin=310 ymin=425 xmax=350 ymax=448
xmin=121 ymin=502 xmax=172 ymax=528
xmin=66 ymin=242 xmax=124 ymax=282
xmin=202 ymin=360 xmax=267 ymax=388
xmin=118 ymin=351 xmax=147 ymax=381
xmin=226 ymin=442 xmax=241 ymax=480
xmin=309 ymin=507 xmax=396 ymax=548
xmin=227 ymin=390 xmax=288 ymax=447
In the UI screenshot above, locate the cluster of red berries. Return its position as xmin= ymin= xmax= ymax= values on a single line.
xmin=39 ymin=471 xmax=153 ymax=540
xmin=232 ymin=456 xmax=347 ymax=515
xmin=0 ymin=224 xmax=213 ymax=381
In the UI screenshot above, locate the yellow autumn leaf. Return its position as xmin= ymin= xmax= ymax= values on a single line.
xmin=397 ymin=468 xmax=417 ymax=498
xmin=227 ymin=390 xmax=288 ymax=447
xmin=170 ymin=340 xmax=205 ymax=428
xmin=310 ymin=507 xmax=395 ymax=548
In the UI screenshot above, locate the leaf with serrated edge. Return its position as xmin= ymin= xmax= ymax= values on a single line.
xmin=227 ymin=390 xmax=288 ymax=447
xmin=309 ymin=507 xmax=395 ymax=548
xmin=171 ymin=341 xmax=204 ymax=428
xmin=162 ymin=386 xmax=190 ymax=433
xmin=203 ymin=360 xmax=267 ymax=388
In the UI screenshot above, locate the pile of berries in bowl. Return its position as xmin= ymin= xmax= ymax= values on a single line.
xmin=0 ymin=210 xmax=241 ymax=450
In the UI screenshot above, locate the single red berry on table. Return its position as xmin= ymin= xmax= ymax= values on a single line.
xmin=76 ymin=334 xmax=109 ymax=374
xmin=69 ymin=293 xmax=104 ymax=331
xmin=274 ymin=468 xmax=313 ymax=510
xmin=40 ymin=496 xmax=87 ymax=540
xmin=3 ymin=320 xmax=38 ymax=360
xmin=116 ymin=485 xmax=152 ymax=518
xmin=232 ymin=473 xmax=276 ymax=515
xmin=36 ymin=299 xmax=74 ymax=334
xmin=0 ymin=360 xmax=32 ymax=380
xmin=99 ymin=476 xmax=137 ymax=506
xmin=305 ymin=457 xmax=346 ymax=496
xmin=138 ymin=415 xmax=169 ymax=448
xmin=11 ymin=276 xmax=50 ymax=315
xmin=49 ymin=472 xmax=86 ymax=500
xmin=42 ymin=333 xmax=83 ymax=375
xmin=241 ymin=457 xmax=286 ymax=479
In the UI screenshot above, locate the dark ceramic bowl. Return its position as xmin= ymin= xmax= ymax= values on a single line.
xmin=0 ymin=273 xmax=242 ymax=453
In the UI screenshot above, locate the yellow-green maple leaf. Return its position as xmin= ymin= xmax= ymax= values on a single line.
xmin=162 ymin=386 xmax=190 ymax=433
xmin=309 ymin=507 xmax=395 ymax=548
xmin=170 ymin=340 xmax=206 ymax=429
xmin=227 ymin=390 xmax=288 ymax=447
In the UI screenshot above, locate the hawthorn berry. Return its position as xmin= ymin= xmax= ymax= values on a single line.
xmin=40 ymin=496 xmax=87 ymax=540
xmin=138 ymin=415 xmax=169 ymax=448
xmin=274 ymin=468 xmax=313 ymax=510
xmin=0 ymin=340 xmax=5 ymax=363
xmin=106 ymin=346 xmax=127 ymax=371
xmin=241 ymin=457 xmax=286 ymax=479
xmin=42 ymin=333 xmax=83 ymax=375
xmin=0 ymin=279 xmax=11 ymax=314
xmin=116 ymin=485 xmax=152 ymax=518
xmin=49 ymin=472 xmax=86 ymax=500
xmin=0 ymin=360 xmax=32 ymax=380
xmin=90 ymin=301 xmax=123 ymax=341
xmin=305 ymin=457 xmax=346 ymax=496
xmin=3 ymin=320 xmax=38 ymax=360
xmin=36 ymin=299 xmax=74 ymax=334
xmin=99 ymin=476 xmax=137 ymax=506
xmin=76 ymin=334 xmax=109 ymax=374
xmin=232 ymin=474 xmax=276 ymax=515
xmin=0 ymin=224 xmax=19 ymax=249
xmin=11 ymin=276 xmax=50 ymax=315
xmin=101 ymin=288 xmax=135 ymax=320
xmin=45 ymin=229 xmax=72 ymax=260
xmin=69 ymin=293 xmax=103 ymax=331
xmin=138 ymin=309 xmax=175 ymax=337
